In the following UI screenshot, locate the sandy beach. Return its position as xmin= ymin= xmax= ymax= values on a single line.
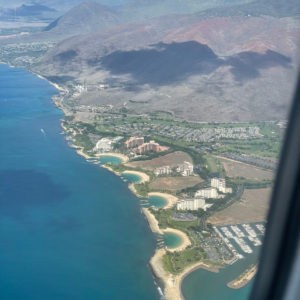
xmin=70 ymin=145 xmax=93 ymax=159
xmin=142 ymin=208 xmax=163 ymax=234
xmin=97 ymin=152 xmax=129 ymax=163
xmin=122 ymin=170 xmax=150 ymax=183
xmin=162 ymin=228 xmax=191 ymax=252
xmin=150 ymin=248 xmax=220 ymax=300
xmin=148 ymin=192 xmax=178 ymax=209
xmin=36 ymin=74 xmax=67 ymax=93
xmin=76 ymin=149 xmax=92 ymax=159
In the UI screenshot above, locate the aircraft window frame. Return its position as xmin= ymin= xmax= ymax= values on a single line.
xmin=249 ymin=74 xmax=300 ymax=300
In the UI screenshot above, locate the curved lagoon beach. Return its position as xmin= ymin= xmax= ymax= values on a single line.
xmin=122 ymin=170 xmax=149 ymax=183
xmin=163 ymin=232 xmax=183 ymax=249
xmin=0 ymin=64 xmax=159 ymax=300
xmin=122 ymin=172 xmax=142 ymax=183
xmin=148 ymin=195 xmax=168 ymax=208
xmin=98 ymin=155 xmax=123 ymax=165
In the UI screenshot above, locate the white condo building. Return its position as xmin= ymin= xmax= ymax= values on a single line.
xmin=176 ymin=161 xmax=194 ymax=176
xmin=153 ymin=166 xmax=172 ymax=176
xmin=211 ymin=178 xmax=232 ymax=193
xmin=177 ymin=197 xmax=206 ymax=211
xmin=195 ymin=187 xmax=222 ymax=199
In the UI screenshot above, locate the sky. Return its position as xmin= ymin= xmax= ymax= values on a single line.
xmin=0 ymin=0 xmax=130 ymax=10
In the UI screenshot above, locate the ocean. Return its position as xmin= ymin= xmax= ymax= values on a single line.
xmin=0 ymin=63 xmax=256 ymax=300
xmin=0 ymin=64 xmax=159 ymax=300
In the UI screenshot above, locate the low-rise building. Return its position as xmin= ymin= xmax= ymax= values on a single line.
xmin=153 ymin=166 xmax=172 ymax=176
xmin=177 ymin=197 xmax=206 ymax=211
xmin=124 ymin=137 xmax=144 ymax=148
xmin=176 ymin=161 xmax=194 ymax=176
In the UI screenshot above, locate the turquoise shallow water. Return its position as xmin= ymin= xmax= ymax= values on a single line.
xmin=148 ymin=195 xmax=167 ymax=208
xmin=163 ymin=232 xmax=183 ymax=249
xmin=99 ymin=155 xmax=123 ymax=165
xmin=182 ymin=248 xmax=259 ymax=300
xmin=122 ymin=172 xmax=142 ymax=183
xmin=0 ymin=64 xmax=159 ymax=300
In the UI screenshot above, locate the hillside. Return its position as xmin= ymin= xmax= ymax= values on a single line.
xmin=33 ymin=13 xmax=299 ymax=122
xmin=0 ymin=1 xmax=299 ymax=123
xmin=197 ymin=0 xmax=300 ymax=17
xmin=118 ymin=0 xmax=252 ymax=21
xmin=44 ymin=1 xmax=120 ymax=35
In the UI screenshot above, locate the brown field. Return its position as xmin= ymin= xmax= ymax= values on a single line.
xmin=126 ymin=151 xmax=192 ymax=170
xmin=217 ymin=156 xmax=274 ymax=180
xmin=149 ymin=176 xmax=202 ymax=192
xmin=208 ymin=188 xmax=271 ymax=225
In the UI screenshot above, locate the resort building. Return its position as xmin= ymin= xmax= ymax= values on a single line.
xmin=94 ymin=138 xmax=113 ymax=152
xmin=195 ymin=187 xmax=223 ymax=199
xmin=176 ymin=161 xmax=194 ymax=176
xmin=177 ymin=197 xmax=206 ymax=211
xmin=94 ymin=136 xmax=123 ymax=153
xmin=153 ymin=166 xmax=172 ymax=176
xmin=124 ymin=137 xmax=144 ymax=148
xmin=211 ymin=178 xmax=232 ymax=193
xmin=137 ymin=140 xmax=169 ymax=154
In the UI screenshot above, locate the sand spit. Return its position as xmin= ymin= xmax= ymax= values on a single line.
xmin=150 ymin=249 xmax=220 ymax=300
xmin=227 ymin=264 xmax=257 ymax=289
xmin=142 ymin=208 xmax=163 ymax=234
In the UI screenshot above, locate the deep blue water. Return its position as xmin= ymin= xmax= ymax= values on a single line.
xmin=0 ymin=64 xmax=159 ymax=300
xmin=0 ymin=63 xmax=259 ymax=300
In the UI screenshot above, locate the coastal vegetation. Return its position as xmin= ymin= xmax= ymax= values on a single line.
xmin=73 ymin=134 xmax=94 ymax=152
xmin=46 ymin=91 xmax=280 ymax=299
xmin=163 ymin=248 xmax=206 ymax=275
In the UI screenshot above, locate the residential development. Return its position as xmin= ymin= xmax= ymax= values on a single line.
xmin=177 ymin=197 xmax=206 ymax=211
xmin=153 ymin=165 xmax=172 ymax=176
xmin=211 ymin=177 xmax=232 ymax=193
xmin=195 ymin=187 xmax=222 ymax=199
xmin=176 ymin=161 xmax=194 ymax=176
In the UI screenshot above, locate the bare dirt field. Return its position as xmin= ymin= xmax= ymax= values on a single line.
xmin=149 ymin=176 xmax=202 ymax=192
xmin=126 ymin=151 xmax=192 ymax=170
xmin=207 ymin=188 xmax=271 ymax=225
xmin=217 ymin=156 xmax=274 ymax=180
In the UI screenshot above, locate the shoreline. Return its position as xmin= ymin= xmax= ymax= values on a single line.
xmin=1 ymin=62 xmax=231 ymax=300
xmin=150 ymin=248 xmax=220 ymax=300
xmin=142 ymin=208 xmax=163 ymax=235
xmin=148 ymin=192 xmax=178 ymax=209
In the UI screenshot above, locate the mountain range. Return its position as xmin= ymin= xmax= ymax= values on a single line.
xmin=1 ymin=0 xmax=299 ymax=122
